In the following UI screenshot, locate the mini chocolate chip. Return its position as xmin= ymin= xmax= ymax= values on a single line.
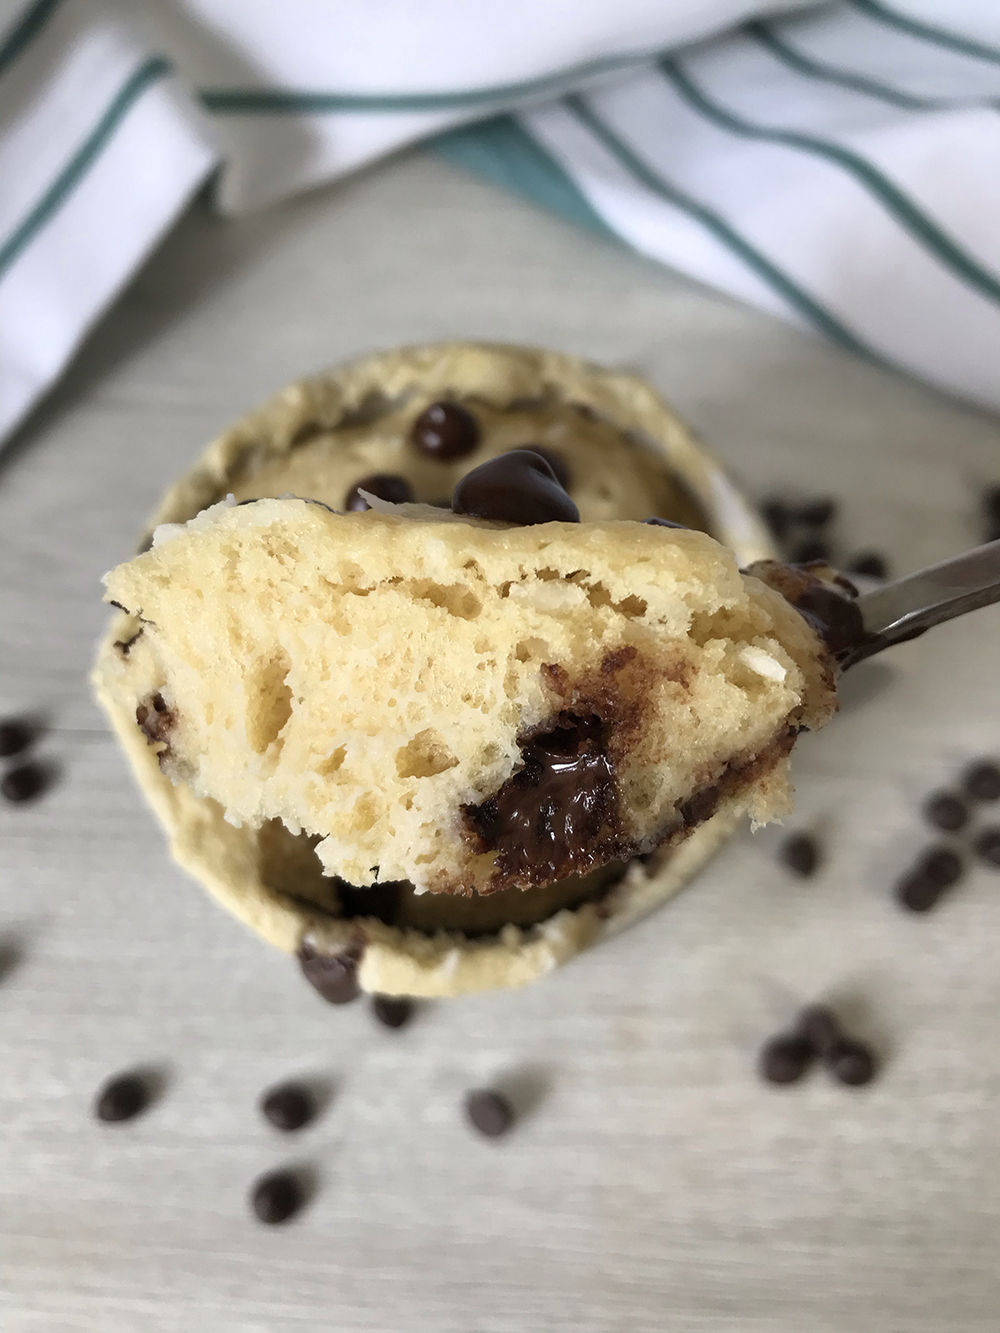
xmin=515 ymin=446 xmax=571 ymax=491
xmin=796 ymin=1004 xmax=842 ymax=1057
xmin=371 ymin=995 xmax=414 ymax=1029
xmin=923 ymin=792 xmax=968 ymax=833
xmin=95 ymin=1073 xmax=148 ymax=1123
xmin=297 ymin=941 xmax=362 ymax=1004
xmin=826 ymin=1037 xmax=876 ymax=1086
xmin=760 ymin=499 xmax=791 ymax=540
xmin=464 ymin=1089 xmax=514 ymax=1138
xmin=0 ymin=720 xmax=32 ymax=758
xmin=846 ymin=551 xmax=889 ymax=580
xmin=344 ymin=473 xmax=414 ymax=512
xmin=251 ymin=1170 xmax=303 ymax=1225
xmin=779 ymin=832 xmax=819 ymax=877
xmin=921 ymin=847 xmax=963 ymax=888
xmin=895 ymin=870 xmax=943 ymax=913
xmin=260 ymin=1083 xmax=314 ymax=1132
xmin=0 ymin=762 xmax=48 ymax=804
xmin=790 ymin=537 xmax=831 ymax=564
xmin=963 ymin=761 xmax=1000 ymax=801
xmin=644 ymin=516 xmax=687 ymax=529
xmin=410 ymin=402 xmax=480 ymax=460
xmin=758 ymin=1033 xmax=814 ymax=1084
xmin=452 ymin=450 xmax=579 ymax=526
xmin=794 ymin=498 xmax=837 ymax=527
xmin=974 ymin=827 xmax=1000 ymax=868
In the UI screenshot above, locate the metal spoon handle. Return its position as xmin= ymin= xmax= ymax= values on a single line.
xmin=849 ymin=538 xmax=1000 ymax=665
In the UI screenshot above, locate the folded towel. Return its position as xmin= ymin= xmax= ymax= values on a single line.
xmin=3 ymin=0 xmax=1000 ymax=443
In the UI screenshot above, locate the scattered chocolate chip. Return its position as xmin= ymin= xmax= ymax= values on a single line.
xmin=760 ymin=498 xmax=791 ymax=540
xmin=251 ymin=1170 xmax=304 ymax=1225
xmin=343 ymin=473 xmax=414 ymax=512
xmin=794 ymin=498 xmax=836 ymax=527
xmin=452 ymin=450 xmax=579 ymax=526
xmin=0 ymin=762 xmax=48 ymax=804
xmin=410 ymin=401 xmax=480 ymax=460
xmin=923 ymin=792 xmax=968 ymax=833
xmin=826 ymin=1037 xmax=876 ymax=1086
xmin=371 ymin=995 xmax=414 ymax=1029
xmin=260 ymin=1083 xmax=314 ymax=1132
xmin=963 ymin=761 xmax=1000 ymax=801
xmin=94 ymin=1073 xmax=148 ymax=1123
xmin=796 ymin=1004 xmax=841 ymax=1057
xmin=0 ymin=719 xmax=32 ymax=758
xmin=758 ymin=1033 xmax=814 ymax=1084
xmin=846 ymin=551 xmax=889 ymax=580
xmin=790 ymin=537 xmax=831 ymax=564
xmin=921 ymin=847 xmax=963 ymax=888
xmin=779 ymin=832 xmax=819 ymax=877
xmin=464 ymin=1089 xmax=514 ymax=1138
xmin=515 ymin=446 xmax=571 ymax=491
xmin=895 ymin=869 xmax=943 ymax=913
xmin=297 ymin=941 xmax=363 ymax=1004
xmin=973 ymin=827 xmax=1000 ymax=868
xmin=644 ymin=516 xmax=687 ymax=529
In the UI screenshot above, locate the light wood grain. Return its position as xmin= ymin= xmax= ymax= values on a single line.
xmin=2 ymin=150 xmax=1000 ymax=1333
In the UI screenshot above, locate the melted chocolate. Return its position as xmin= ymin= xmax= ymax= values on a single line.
xmin=464 ymin=713 xmax=619 ymax=886
xmin=452 ymin=450 xmax=580 ymax=526
xmin=793 ymin=583 xmax=865 ymax=657
xmin=136 ymin=693 xmax=174 ymax=749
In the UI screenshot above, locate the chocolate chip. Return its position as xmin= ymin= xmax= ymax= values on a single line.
xmin=921 ymin=847 xmax=963 ymax=888
xmin=94 ymin=1073 xmax=148 ymax=1123
xmin=779 ymin=832 xmax=819 ymax=877
xmin=963 ymin=761 xmax=1000 ymax=801
xmin=826 ymin=1037 xmax=876 ymax=1086
xmin=515 ymin=446 xmax=571 ymax=491
xmin=136 ymin=693 xmax=174 ymax=748
xmin=895 ymin=870 xmax=943 ymax=913
xmin=923 ymin=792 xmax=968 ymax=833
xmin=343 ymin=473 xmax=414 ymax=511
xmin=0 ymin=762 xmax=48 ymax=804
xmin=250 ymin=1170 xmax=303 ymax=1225
xmin=410 ymin=401 xmax=480 ymax=460
xmin=371 ymin=995 xmax=414 ymax=1029
xmin=464 ymin=1089 xmax=514 ymax=1138
xmin=846 ymin=551 xmax=889 ymax=580
xmin=644 ymin=516 xmax=687 ymax=529
xmin=0 ymin=719 xmax=32 ymax=758
xmin=790 ymin=537 xmax=831 ymax=564
xmin=260 ymin=1083 xmax=314 ymax=1132
xmin=760 ymin=499 xmax=791 ymax=541
xmin=297 ymin=941 xmax=362 ymax=1004
xmin=758 ymin=1033 xmax=814 ymax=1084
xmin=796 ymin=1004 xmax=841 ymax=1057
xmin=794 ymin=498 xmax=837 ymax=527
xmin=974 ymin=827 xmax=1000 ymax=868
xmin=452 ymin=450 xmax=579 ymax=526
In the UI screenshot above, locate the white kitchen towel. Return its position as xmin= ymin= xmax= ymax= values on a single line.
xmin=4 ymin=0 xmax=1000 ymax=444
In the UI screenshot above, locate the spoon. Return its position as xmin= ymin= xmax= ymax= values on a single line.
xmin=843 ymin=538 xmax=1000 ymax=667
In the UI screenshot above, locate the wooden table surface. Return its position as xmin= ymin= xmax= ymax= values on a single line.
xmin=3 ymin=151 xmax=1000 ymax=1333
